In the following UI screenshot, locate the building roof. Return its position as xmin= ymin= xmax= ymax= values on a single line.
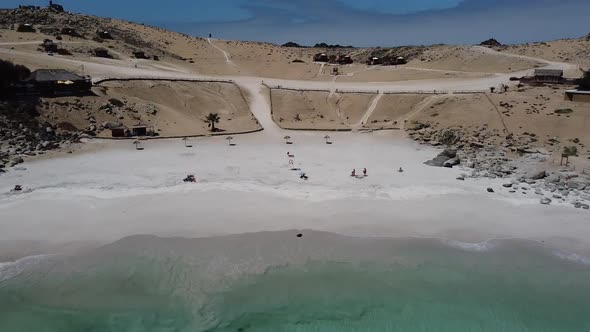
xmin=534 ymin=69 xmax=563 ymax=77
xmin=27 ymin=69 xmax=86 ymax=82
xmin=566 ymin=89 xmax=590 ymax=95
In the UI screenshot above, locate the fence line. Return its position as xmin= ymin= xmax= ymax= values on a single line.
xmin=266 ymin=86 xmax=486 ymax=95
xmin=93 ymin=77 xmax=236 ymax=85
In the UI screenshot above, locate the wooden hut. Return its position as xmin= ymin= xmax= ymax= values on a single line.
xmin=533 ymin=69 xmax=564 ymax=84
xmin=26 ymin=69 xmax=91 ymax=96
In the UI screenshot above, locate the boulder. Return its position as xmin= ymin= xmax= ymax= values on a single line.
xmin=102 ymin=121 xmax=122 ymax=130
xmin=108 ymin=98 xmax=125 ymax=107
xmin=424 ymin=149 xmax=457 ymax=167
xmin=540 ymin=198 xmax=552 ymax=205
xmin=487 ymin=187 xmax=495 ymax=193
xmin=443 ymin=157 xmax=461 ymax=168
xmin=544 ymin=173 xmax=561 ymax=184
xmin=456 ymin=176 xmax=465 ymax=181
xmin=526 ymin=170 xmax=546 ymax=180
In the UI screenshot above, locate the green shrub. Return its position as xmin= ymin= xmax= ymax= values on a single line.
xmin=555 ymin=108 xmax=574 ymax=114
xmin=563 ymin=146 xmax=578 ymax=157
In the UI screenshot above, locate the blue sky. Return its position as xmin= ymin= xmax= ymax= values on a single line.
xmin=3 ymin=0 xmax=590 ymax=46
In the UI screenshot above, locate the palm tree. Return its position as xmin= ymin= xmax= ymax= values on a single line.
xmin=324 ymin=135 xmax=331 ymax=144
xmin=563 ymin=146 xmax=578 ymax=157
xmin=205 ymin=113 xmax=220 ymax=132
xmin=226 ymin=136 xmax=234 ymax=146
xmin=284 ymin=135 xmax=292 ymax=144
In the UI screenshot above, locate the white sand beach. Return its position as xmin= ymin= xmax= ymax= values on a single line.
xmin=1 ymin=131 xmax=589 ymax=260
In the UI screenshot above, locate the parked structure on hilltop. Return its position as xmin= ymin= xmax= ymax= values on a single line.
xmin=336 ymin=55 xmax=353 ymax=65
xmin=18 ymin=5 xmax=39 ymax=11
xmin=17 ymin=23 xmax=35 ymax=32
xmin=313 ymin=53 xmax=329 ymax=62
xmin=97 ymin=30 xmax=113 ymax=40
xmin=48 ymin=1 xmax=64 ymax=12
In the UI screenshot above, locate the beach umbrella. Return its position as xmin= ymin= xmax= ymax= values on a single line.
xmin=284 ymin=135 xmax=292 ymax=144
xmin=182 ymin=137 xmax=192 ymax=147
xmin=226 ymin=136 xmax=234 ymax=146
xmin=133 ymin=140 xmax=142 ymax=150
xmin=324 ymin=135 xmax=331 ymax=144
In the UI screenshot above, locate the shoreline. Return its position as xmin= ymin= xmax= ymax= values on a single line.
xmin=1 ymin=133 xmax=590 ymax=260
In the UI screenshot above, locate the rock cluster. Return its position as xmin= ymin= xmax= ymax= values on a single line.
xmin=407 ymin=121 xmax=590 ymax=209
xmin=0 ymin=102 xmax=81 ymax=173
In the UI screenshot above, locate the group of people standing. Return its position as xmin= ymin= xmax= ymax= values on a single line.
xmin=351 ymin=168 xmax=368 ymax=177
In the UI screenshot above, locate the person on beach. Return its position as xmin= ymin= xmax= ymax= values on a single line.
xmin=363 ymin=168 xmax=367 ymax=176
xmin=351 ymin=169 xmax=356 ymax=177
xmin=398 ymin=167 xmax=404 ymax=173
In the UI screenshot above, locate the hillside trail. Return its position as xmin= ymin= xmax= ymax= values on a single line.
xmin=352 ymin=90 xmax=384 ymax=130
xmin=398 ymin=94 xmax=449 ymax=130
xmin=237 ymin=79 xmax=283 ymax=138
xmin=207 ymin=38 xmax=236 ymax=66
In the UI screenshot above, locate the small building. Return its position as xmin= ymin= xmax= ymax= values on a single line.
xmin=313 ymin=53 xmax=329 ymax=62
xmin=533 ymin=69 xmax=564 ymax=84
xmin=131 ymin=124 xmax=154 ymax=136
xmin=48 ymin=1 xmax=64 ymax=12
xmin=565 ymin=90 xmax=590 ymax=103
xmin=41 ymin=39 xmax=58 ymax=52
xmin=132 ymin=51 xmax=148 ymax=59
xmin=337 ymin=55 xmax=353 ymax=65
xmin=17 ymin=23 xmax=35 ymax=33
xmin=97 ymin=30 xmax=113 ymax=40
xmin=93 ymin=47 xmax=111 ymax=58
xmin=26 ymin=69 xmax=91 ymax=96
xmin=110 ymin=125 xmax=129 ymax=138
xmin=368 ymin=57 xmax=382 ymax=65
xmin=18 ymin=5 xmax=39 ymax=10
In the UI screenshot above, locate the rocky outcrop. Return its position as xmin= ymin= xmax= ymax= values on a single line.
xmin=0 ymin=101 xmax=82 ymax=173
xmin=480 ymin=38 xmax=503 ymax=47
xmin=424 ymin=149 xmax=459 ymax=167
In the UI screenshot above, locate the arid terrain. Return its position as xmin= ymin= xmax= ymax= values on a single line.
xmin=1 ymin=5 xmax=589 ymax=175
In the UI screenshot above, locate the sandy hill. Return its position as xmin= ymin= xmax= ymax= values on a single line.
xmin=495 ymin=36 xmax=590 ymax=71
xmin=0 ymin=6 xmax=548 ymax=81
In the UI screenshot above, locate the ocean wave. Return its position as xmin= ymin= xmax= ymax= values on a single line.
xmin=2 ymin=180 xmax=467 ymax=203
xmin=443 ymin=239 xmax=497 ymax=252
xmin=553 ymin=251 xmax=590 ymax=266
xmin=0 ymin=254 xmax=55 ymax=283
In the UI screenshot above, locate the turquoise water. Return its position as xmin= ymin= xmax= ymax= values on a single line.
xmin=1 ymin=232 xmax=590 ymax=331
